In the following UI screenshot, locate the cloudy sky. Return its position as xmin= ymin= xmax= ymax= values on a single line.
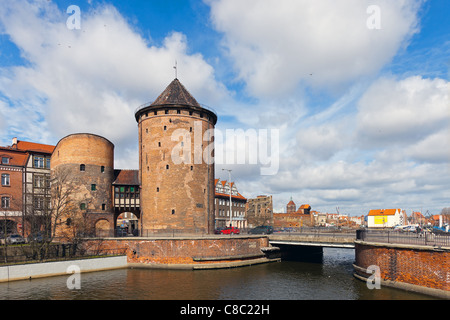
xmin=0 ymin=0 xmax=449 ymax=215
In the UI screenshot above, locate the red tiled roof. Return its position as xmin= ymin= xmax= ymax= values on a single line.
xmin=368 ymin=209 xmax=400 ymax=216
xmin=215 ymin=192 xmax=247 ymax=201
xmin=16 ymin=141 xmax=55 ymax=154
xmin=113 ymin=170 xmax=140 ymax=185
xmin=0 ymin=148 xmax=29 ymax=167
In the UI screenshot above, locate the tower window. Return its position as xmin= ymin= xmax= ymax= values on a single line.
xmin=80 ymin=164 xmax=85 ymax=171
xmin=166 ymin=164 xmax=169 ymax=170
xmin=157 ymin=187 xmax=159 ymax=192
xmin=158 ymin=142 xmax=161 ymax=147
xmin=91 ymin=184 xmax=96 ymax=191
xmin=171 ymin=209 xmax=175 ymax=215
xmin=190 ymin=166 xmax=193 ymax=171
xmin=177 ymin=110 xmax=180 ymax=114
xmin=102 ymin=204 xmax=106 ymax=211
xmin=164 ymin=125 xmax=167 ymax=131
xmin=101 ymin=166 xmax=105 ymax=173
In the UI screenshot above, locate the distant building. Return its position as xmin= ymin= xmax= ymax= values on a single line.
xmin=274 ymin=199 xmax=313 ymax=229
xmin=286 ymin=198 xmax=296 ymax=213
xmin=246 ymin=195 xmax=273 ymax=228
xmin=214 ymin=179 xmax=247 ymax=229
xmin=0 ymin=138 xmax=55 ymax=236
xmin=367 ymin=208 xmax=406 ymax=228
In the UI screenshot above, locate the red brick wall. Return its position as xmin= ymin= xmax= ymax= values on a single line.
xmin=355 ymin=242 xmax=449 ymax=291
xmin=85 ymin=237 xmax=269 ymax=264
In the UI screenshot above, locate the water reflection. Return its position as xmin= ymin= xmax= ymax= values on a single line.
xmin=0 ymin=248 xmax=435 ymax=300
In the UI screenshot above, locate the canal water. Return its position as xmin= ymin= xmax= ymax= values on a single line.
xmin=0 ymin=248 xmax=435 ymax=300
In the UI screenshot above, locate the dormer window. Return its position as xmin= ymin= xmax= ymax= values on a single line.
xmin=1 ymin=157 xmax=9 ymax=164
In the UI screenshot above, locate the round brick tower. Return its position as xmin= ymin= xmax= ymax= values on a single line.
xmin=135 ymin=78 xmax=217 ymax=234
xmin=51 ymin=133 xmax=115 ymax=236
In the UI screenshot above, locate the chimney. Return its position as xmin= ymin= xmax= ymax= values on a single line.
xmin=12 ymin=137 xmax=17 ymax=148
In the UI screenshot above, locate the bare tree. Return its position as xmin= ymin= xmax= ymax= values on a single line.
xmin=26 ymin=166 xmax=77 ymax=260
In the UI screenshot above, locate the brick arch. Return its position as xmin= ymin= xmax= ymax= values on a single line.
xmin=94 ymin=218 xmax=112 ymax=237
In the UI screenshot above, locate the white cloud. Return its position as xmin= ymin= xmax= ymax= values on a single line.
xmin=207 ymin=0 xmax=423 ymax=98
xmin=356 ymin=76 xmax=450 ymax=149
xmin=0 ymin=0 xmax=228 ymax=168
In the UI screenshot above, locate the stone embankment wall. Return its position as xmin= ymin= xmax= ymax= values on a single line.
xmin=85 ymin=236 xmax=270 ymax=265
xmin=354 ymin=241 xmax=449 ymax=299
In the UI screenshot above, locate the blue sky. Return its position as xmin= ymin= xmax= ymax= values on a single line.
xmin=0 ymin=0 xmax=449 ymax=215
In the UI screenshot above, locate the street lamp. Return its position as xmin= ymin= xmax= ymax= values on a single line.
xmin=222 ymin=169 xmax=232 ymax=228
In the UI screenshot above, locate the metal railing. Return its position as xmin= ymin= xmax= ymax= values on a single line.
xmin=356 ymin=229 xmax=450 ymax=247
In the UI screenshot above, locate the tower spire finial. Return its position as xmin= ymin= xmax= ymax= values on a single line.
xmin=173 ymin=60 xmax=177 ymax=79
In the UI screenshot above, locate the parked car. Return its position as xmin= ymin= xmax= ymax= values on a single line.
xmin=220 ymin=227 xmax=240 ymax=235
xmin=249 ymin=225 xmax=273 ymax=234
xmin=28 ymin=232 xmax=45 ymax=243
xmin=6 ymin=234 xmax=25 ymax=244
xmin=214 ymin=227 xmax=224 ymax=234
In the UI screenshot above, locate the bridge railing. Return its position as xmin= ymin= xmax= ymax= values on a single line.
xmin=356 ymin=229 xmax=450 ymax=247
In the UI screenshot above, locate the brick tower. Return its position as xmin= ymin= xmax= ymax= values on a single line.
xmin=286 ymin=198 xmax=296 ymax=214
xmin=51 ymin=133 xmax=115 ymax=237
xmin=135 ymin=78 xmax=217 ymax=234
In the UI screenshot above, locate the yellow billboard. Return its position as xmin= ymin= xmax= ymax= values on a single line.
xmin=374 ymin=216 xmax=388 ymax=225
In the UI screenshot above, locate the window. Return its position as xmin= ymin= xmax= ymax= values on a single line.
xmin=34 ymin=175 xmax=45 ymax=188
xmin=156 ymin=187 xmax=159 ymax=192
xmin=164 ymin=125 xmax=167 ymax=131
xmin=101 ymin=166 xmax=105 ymax=173
xmin=46 ymin=158 xmax=51 ymax=169
xmin=177 ymin=110 xmax=180 ymax=114
xmin=165 ymin=110 xmax=169 ymax=114
xmin=80 ymin=203 xmax=86 ymax=210
xmin=34 ymin=156 xmax=45 ymax=168
xmin=1 ymin=157 xmax=9 ymax=164
xmin=91 ymin=184 xmax=96 ymax=191
xmin=80 ymin=164 xmax=85 ymax=171
xmin=1 ymin=197 xmax=10 ymax=209
xmin=34 ymin=197 xmax=44 ymax=210
xmin=171 ymin=209 xmax=175 ymax=215
xmin=102 ymin=204 xmax=106 ymax=211
xmin=166 ymin=164 xmax=169 ymax=170
xmin=1 ymin=174 xmax=10 ymax=186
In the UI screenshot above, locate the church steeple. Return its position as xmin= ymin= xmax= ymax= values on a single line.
xmin=287 ymin=197 xmax=296 ymax=213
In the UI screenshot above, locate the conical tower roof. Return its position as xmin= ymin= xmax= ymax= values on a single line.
xmin=151 ymin=78 xmax=201 ymax=108
xmin=135 ymin=78 xmax=217 ymax=125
